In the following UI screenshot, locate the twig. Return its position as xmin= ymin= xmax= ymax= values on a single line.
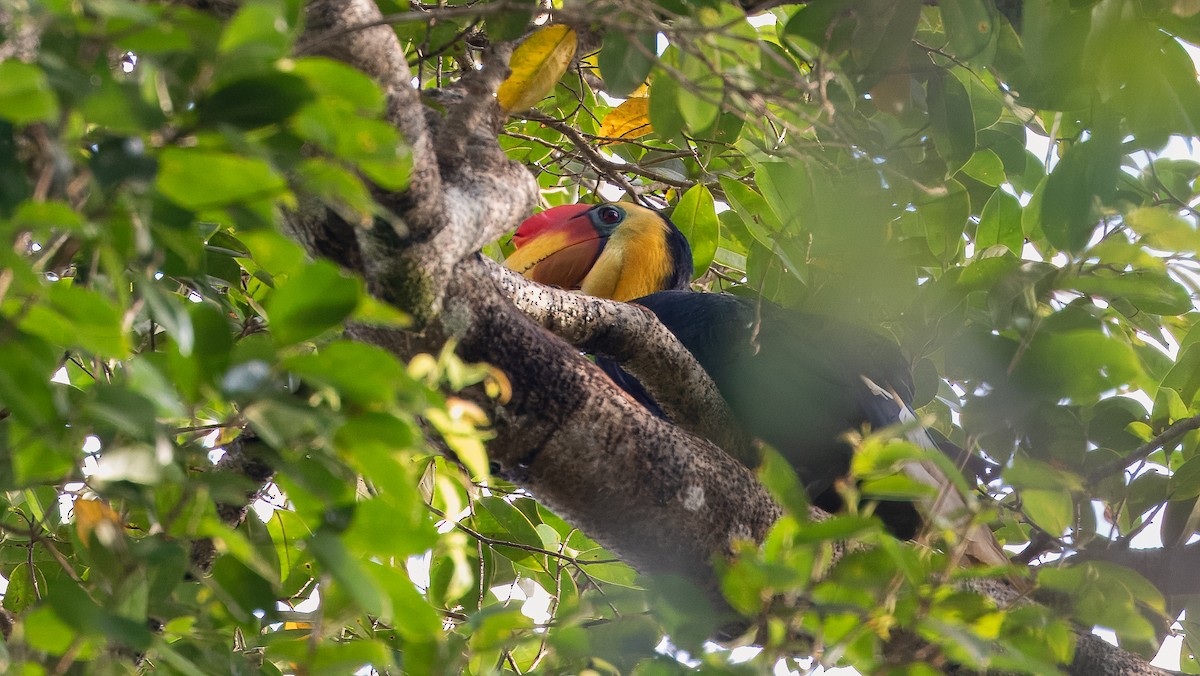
xmin=1089 ymin=413 xmax=1200 ymax=482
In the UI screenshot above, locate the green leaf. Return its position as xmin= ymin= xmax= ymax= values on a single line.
xmin=918 ymin=179 xmax=969 ymax=259
xmin=648 ymin=71 xmax=683 ymax=140
xmin=471 ymin=496 xmax=546 ymax=569
xmin=1160 ymin=329 xmax=1200 ymax=408
xmin=266 ymin=260 xmax=360 ymax=345
xmin=1171 ymin=456 xmax=1200 ymax=501
xmin=197 ymin=71 xmax=314 ymax=129
xmin=671 ymin=184 xmax=718 ymax=278
xmin=857 ymin=0 xmax=922 ymax=81
xmin=1064 ymin=269 xmax=1192 ymax=316
xmin=586 ymin=615 xmax=661 ymax=671
xmin=23 ymin=606 xmax=78 ymax=654
xmin=294 ymin=159 xmax=375 ymax=225
xmin=87 ymin=385 xmax=158 ymax=442
xmin=756 ymin=448 xmax=808 ymax=517
xmin=344 ymin=496 xmax=434 ymax=559
xmin=139 ymin=280 xmax=194 ymax=355
xmin=940 ymin=0 xmax=995 ymax=64
xmin=283 ymin=340 xmax=407 ymax=406
xmin=1040 ymin=124 xmax=1121 ymax=252
xmin=794 ymin=514 xmax=879 ymax=544
xmin=599 ymin=29 xmax=656 ymax=97
xmin=0 ymin=62 xmax=59 ymax=124
xmin=291 ymin=102 xmax=411 ymax=191
xmin=11 ymin=199 xmax=84 ymax=234
xmin=1125 ymin=206 xmax=1200 ymax=253
xmin=677 ymin=52 xmax=720 ymax=132
xmin=927 ymin=69 xmax=976 ymax=172
xmin=290 ymin=57 xmax=385 ymax=113
xmin=156 ymin=148 xmax=288 ymax=211
xmin=20 ymin=284 xmax=130 ymax=357
xmin=487 ymin=2 xmax=536 ymax=42
xmin=1039 ymin=562 xmax=1163 ymax=649
xmin=47 ymin=583 xmax=153 ymax=650
xmin=211 ymin=554 xmax=280 ymax=621
xmin=217 ymin=0 xmax=293 ymax=63
xmin=976 ymin=189 xmax=1024 ymax=254
xmin=756 ymin=161 xmax=808 ymax=231
xmin=2 ymin=562 xmax=39 ymax=613
xmin=308 ymin=530 xmax=389 ymax=617
xmin=1015 ymin=330 xmax=1143 ymax=401
xmin=720 ymin=175 xmax=780 ymax=247
xmin=1020 ymin=488 xmax=1073 ymax=535
xmin=366 ymin=561 xmax=442 ymax=638
xmin=1161 ymin=497 xmax=1200 ymax=547
xmin=960 ymin=149 xmax=1006 ymax=187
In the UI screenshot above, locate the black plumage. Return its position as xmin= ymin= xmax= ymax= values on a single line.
xmin=600 ymin=291 xmax=927 ymax=538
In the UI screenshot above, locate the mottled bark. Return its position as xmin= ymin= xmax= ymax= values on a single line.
xmin=0 ymin=6 xmax=42 ymax=63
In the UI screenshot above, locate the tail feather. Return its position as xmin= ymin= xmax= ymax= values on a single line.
xmin=860 ymin=376 xmax=1010 ymax=568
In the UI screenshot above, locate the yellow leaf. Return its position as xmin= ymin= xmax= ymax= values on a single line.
xmin=484 ymin=366 xmax=512 ymax=405
xmin=446 ymin=397 xmax=488 ymax=426
xmin=75 ymin=498 xmax=121 ymax=547
xmin=599 ymin=97 xmax=652 ymax=142
xmin=497 ymin=25 xmax=577 ymax=112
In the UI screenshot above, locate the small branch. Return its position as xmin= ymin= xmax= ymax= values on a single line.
xmin=521 ymin=111 xmax=692 ymax=194
xmin=1089 ymin=413 xmax=1200 ymax=482
xmin=428 ymin=504 xmax=622 ymax=567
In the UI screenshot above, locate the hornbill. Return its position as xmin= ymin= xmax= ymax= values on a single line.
xmin=504 ymin=202 xmax=1008 ymax=567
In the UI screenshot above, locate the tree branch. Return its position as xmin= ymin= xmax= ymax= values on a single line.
xmin=486 ymin=259 xmax=756 ymax=465
xmin=1076 ymin=541 xmax=1200 ymax=600
xmin=1090 ymin=413 xmax=1200 ymax=482
xmin=302 ymin=0 xmax=538 ymax=325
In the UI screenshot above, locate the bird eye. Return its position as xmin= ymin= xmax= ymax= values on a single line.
xmin=596 ymin=205 xmax=624 ymax=225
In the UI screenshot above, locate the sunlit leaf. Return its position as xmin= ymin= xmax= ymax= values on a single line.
xmin=976 ymin=189 xmax=1024 ymax=254
xmin=1021 ymin=489 xmax=1073 ymax=535
xmin=74 ymin=498 xmax=122 ymax=546
xmin=497 ymin=25 xmax=578 ymax=112
xmin=599 ymin=96 xmax=652 ymax=141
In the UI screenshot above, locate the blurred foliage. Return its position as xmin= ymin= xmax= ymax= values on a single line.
xmin=1 ymin=0 xmax=1199 ymax=673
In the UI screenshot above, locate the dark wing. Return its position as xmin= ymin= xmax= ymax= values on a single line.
xmin=635 ymin=292 xmax=909 ymax=493
xmin=594 ymin=356 xmax=666 ymax=418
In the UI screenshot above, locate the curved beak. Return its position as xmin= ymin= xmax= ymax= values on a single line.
xmin=504 ymin=204 xmax=605 ymax=289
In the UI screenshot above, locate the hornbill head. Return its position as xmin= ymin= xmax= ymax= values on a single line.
xmin=503 ymin=202 xmax=693 ymax=301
